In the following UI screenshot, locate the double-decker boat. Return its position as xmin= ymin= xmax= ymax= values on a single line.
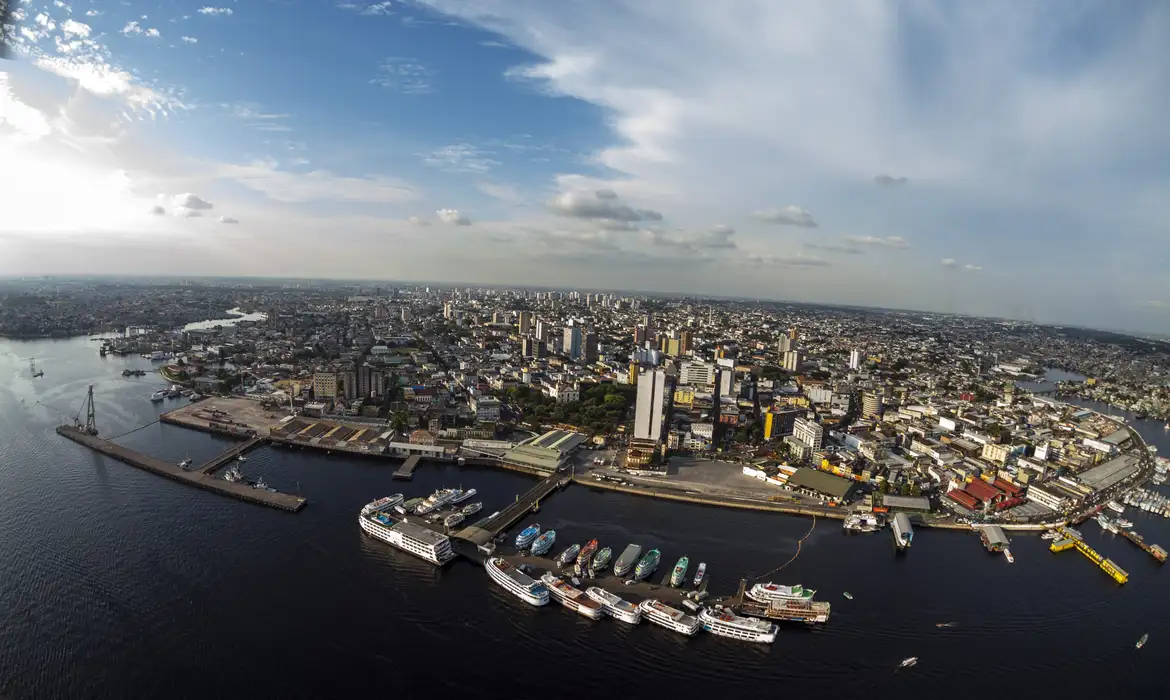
xmin=748 ymin=583 xmax=816 ymax=603
xmin=540 ymin=574 xmax=603 ymax=619
xmin=670 ymin=556 xmax=690 ymax=587
xmin=634 ymin=549 xmax=661 ymax=581
xmin=531 ymin=530 xmax=557 ymax=556
xmin=637 ymin=599 xmax=701 ymax=636
xmin=515 ymin=524 xmax=541 ymax=549
xmin=585 ymin=587 xmax=642 ymax=624
xmin=485 ymin=557 xmax=548 ymax=606
xmin=699 ymin=606 xmax=777 ymax=644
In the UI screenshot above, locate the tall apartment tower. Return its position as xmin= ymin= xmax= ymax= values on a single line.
xmin=634 ymin=369 xmax=667 ymax=442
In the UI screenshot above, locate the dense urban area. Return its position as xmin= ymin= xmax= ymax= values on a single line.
xmin=6 ymin=278 xmax=1170 ymax=536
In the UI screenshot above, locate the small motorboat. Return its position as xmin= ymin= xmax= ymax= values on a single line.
xmin=1137 ymin=633 xmax=1149 ymax=649
xmin=237 ymin=454 xmax=248 ymax=462
xmin=899 ymin=657 xmax=918 ymax=669
xmin=178 ymin=458 xmax=192 ymax=469
xmin=1004 ymin=549 xmax=1015 ymax=564
xmin=843 ymin=592 xmax=854 ymax=600
xmin=935 ymin=622 xmax=956 ymax=629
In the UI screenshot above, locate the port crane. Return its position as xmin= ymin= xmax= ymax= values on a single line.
xmin=73 ymin=385 xmax=99 ymax=436
xmin=25 ymin=357 xmax=44 ymax=378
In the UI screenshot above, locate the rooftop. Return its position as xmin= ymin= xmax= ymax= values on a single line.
xmin=1077 ymin=453 xmax=1140 ymax=491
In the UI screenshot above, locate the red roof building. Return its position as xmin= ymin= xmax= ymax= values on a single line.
xmin=947 ymin=489 xmax=980 ymax=511
xmin=992 ymin=478 xmax=1024 ymax=498
xmin=964 ymin=477 xmax=1005 ymax=504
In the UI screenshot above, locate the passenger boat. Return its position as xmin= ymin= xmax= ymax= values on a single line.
xmin=1137 ymin=633 xmax=1149 ymax=649
xmin=670 ymin=556 xmax=690 ymax=587
xmin=699 ymin=606 xmax=777 ymax=644
xmin=633 ymin=549 xmax=661 ymax=582
xmin=1107 ymin=500 xmax=1126 ymax=514
xmin=415 ymin=488 xmax=460 ymax=515
xmin=540 ymin=574 xmax=603 ymax=619
xmin=359 ymin=500 xmax=456 ymax=565
xmin=637 ymin=599 xmax=701 ymax=636
xmin=515 ymin=524 xmax=541 ymax=549
xmin=843 ymin=513 xmax=882 ymax=532
xmin=1041 ymin=530 xmax=1060 ymax=540
xmin=460 ymin=502 xmax=482 ymax=517
xmin=361 ymin=495 xmax=404 ymax=515
xmin=1116 ymin=519 xmax=1134 ymax=528
xmin=531 ymin=530 xmax=557 ymax=556
xmin=613 ymin=544 xmax=643 ymax=577
xmin=592 ymin=546 xmax=613 ymax=571
xmin=585 ymin=587 xmax=642 ymax=624
xmin=748 ymin=583 xmax=816 ymax=603
xmin=577 ymin=538 xmax=599 ymax=568
xmin=485 ymin=557 xmax=548 ymax=606
xmin=178 ymin=458 xmax=192 ymax=469
xmin=443 ymin=512 xmax=465 ymax=529
xmin=450 ymin=488 xmax=477 ymax=504
xmin=1004 ymin=549 xmax=1015 ymax=564
xmin=693 ymin=562 xmax=707 ymax=588
xmin=556 ymin=544 xmax=582 ymax=567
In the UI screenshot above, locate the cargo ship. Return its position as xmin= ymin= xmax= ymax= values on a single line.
xmin=585 ymin=587 xmax=642 ymax=624
xmin=614 ymin=544 xmax=643 ymax=576
xmin=748 ymin=583 xmax=816 ymax=603
xmin=577 ymin=538 xmax=599 ymax=568
xmin=592 ymin=546 xmax=613 ymax=572
xmin=556 ymin=544 xmax=582 ymax=567
xmin=637 ymin=599 xmax=701 ymax=636
xmin=699 ymin=606 xmax=777 ymax=643
xmin=892 ymin=512 xmax=914 ymax=550
xmin=540 ymin=573 xmax=603 ymax=619
xmin=531 ymin=530 xmax=557 ymax=556
xmin=670 ymin=556 xmax=690 ymax=587
xmin=359 ymin=503 xmax=456 ymax=565
xmin=485 ymin=557 xmax=548 ymax=607
xmin=634 ymin=549 xmax=661 ymax=581
xmin=515 ymin=524 xmax=541 ymax=549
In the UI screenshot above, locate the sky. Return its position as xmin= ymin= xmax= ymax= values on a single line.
xmin=1 ymin=1 xmax=1169 ymax=332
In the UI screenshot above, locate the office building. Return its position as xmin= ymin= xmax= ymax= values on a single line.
xmin=400 ymin=308 xmax=412 ymax=322
xmin=862 ymin=391 xmax=883 ymax=420
xmin=518 ymin=311 xmax=533 ymax=335
xmin=563 ymin=324 xmax=582 ymax=361
xmin=521 ymin=336 xmax=536 ymax=358
xmin=782 ymin=350 xmax=802 ymax=372
xmin=793 ymin=416 xmax=824 ymax=450
xmin=679 ymin=361 xmax=715 ymax=387
xmin=312 ymin=370 xmax=338 ymax=400
xmin=634 ymin=369 xmax=667 ymax=442
xmin=584 ymin=331 xmax=598 ymax=363
xmin=535 ymin=320 xmax=548 ymax=342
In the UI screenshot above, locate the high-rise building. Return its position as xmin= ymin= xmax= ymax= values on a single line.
xmin=628 ymin=362 xmax=639 ymax=386
xmin=518 ymin=311 xmax=533 ymax=335
xmin=861 ymin=391 xmax=883 ymax=420
xmin=782 ymin=350 xmax=802 ymax=372
xmin=312 ymin=370 xmax=338 ymax=400
xmin=678 ymin=330 xmax=692 ymax=356
xmin=634 ymin=369 xmax=667 ymax=442
xmin=778 ymin=336 xmax=792 ymax=354
xmin=535 ymin=320 xmax=548 ymax=342
xmin=400 ymin=307 xmax=412 ymax=322
xmin=679 ymin=361 xmax=715 ymax=387
xmin=521 ymin=336 xmax=535 ymax=358
xmin=849 ymin=349 xmax=863 ymax=371
xmin=584 ymin=331 xmax=598 ymax=363
xmin=793 ymin=416 xmax=824 ymax=449
xmin=563 ymin=324 xmax=582 ymax=361
xmin=718 ymin=368 xmax=733 ymax=397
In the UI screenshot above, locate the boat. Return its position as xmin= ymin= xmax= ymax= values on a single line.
xmin=150 ymin=389 xmax=167 ymax=402
xmin=1137 ymin=633 xmax=1149 ymax=649
xmin=585 ymin=587 xmax=642 ymax=624
xmin=1097 ymin=514 xmax=1119 ymax=534
xmin=531 ymin=530 xmax=557 ymax=556
xmin=443 ymin=512 xmax=465 ymax=529
xmin=693 ymin=562 xmax=707 ymax=588
xmin=614 ymin=544 xmax=643 ymax=577
xmin=1116 ymin=519 xmax=1134 ymax=528
xmin=515 ymin=524 xmax=541 ymax=549
xmin=699 ymin=605 xmax=777 ymax=644
xmin=404 ymin=497 xmax=424 ymax=511
xmin=416 ymin=488 xmax=460 ymax=515
xmin=450 ymin=488 xmax=477 ymax=504
xmin=1164 ymin=422 xmax=1168 ymax=431
xmin=222 ymin=464 xmax=244 ymax=482
xmin=670 ymin=556 xmax=690 ymax=587
xmin=540 ymin=573 xmax=603 ymax=619
xmin=361 ymin=495 xmax=404 ymax=515
xmin=748 ymin=583 xmax=816 ymax=603
xmin=237 ymin=454 xmax=247 ymax=463
xmin=936 ymin=622 xmax=956 ymax=628
xmin=253 ymin=477 xmax=275 ymax=492
xmin=638 ymin=599 xmax=701 ymax=636
xmin=899 ymin=657 xmax=918 ymax=669
xmin=577 ymin=538 xmax=599 ymax=568
xmin=1107 ymin=500 xmax=1125 ymax=514
xmin=358 ymin=503 xmax=456 ymax=565
xmin=633 ymin=548 xmax=661 ymax=582
xmin=485 ymin=557 xmax=548 ymax=607
xmin=556 ymin=544 xmax=582 ymax=567
xmin=592 ymin=546 xmax=613 ymax=572
xmin=843 ymin=592 xmax=853 ymax=600
xmin=1004 ymin=549 xmax=1015 ymax=564
xmin=460 ymin=502 xmax=482 ymax=517
xmin=891 ymin=512 xmax=914 ymax=550
xmin=178 ymin=458 xmax=192 ymax=469
xmin=1041 ymin=530 xmax=1060 ymax=540
xmin=843 ymin=513 xmax=882 ymax=532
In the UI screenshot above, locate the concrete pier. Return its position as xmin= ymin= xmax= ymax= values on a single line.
xmin=197 ymin=436 xmax=265 ymax=474
xmin=454 ymin=470 xmax=570 ymax=547
xmin=393 ymin=455 xmax=422 ymax=480
xmin=57 ymin=425 xmax=306 ymax=512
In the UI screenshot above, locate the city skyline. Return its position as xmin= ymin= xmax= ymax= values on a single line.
xmin=2 ymin=1 xmax=1169 ymax=333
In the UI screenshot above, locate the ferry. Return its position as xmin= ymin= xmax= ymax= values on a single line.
xmin=693 ymin=562 xmax=707 ymax=588
xmin=634 ymin=549 xmax=661 ymax=582
xmin=577 ymin=538 xmax=599 ymax=568
xmin=515 ymin=524 xmax=541 ymax=549
xmin=637 ymin=599 xmax=701 ymax=636
xmin=415 ymin=488 xmax=460 ymax=515
xmin=150 ymin=389 xmax=167 ymax=402
xmin=531 ymin=530 xmax=557 ymax=556
xmin=460 ymin=502 xmax=482 ymax=517
xmin=450 ymin=488 xmax=477 ymax=504
xmin=540 ymin=574 xmax=603 ymax=619
xmin=614 ymin=544 xmax=643 ymax=577
xmin=359 ymin=505 xmax=456 ymax=565
xmin=843 ymin=513 xmax=882 ymax=533
xmin=1107 ymin=501 xmax=1126 ymax=514
xmin=361 ymin=495 xmax=404 ymax=515
xmin=699 ymin=605 xmax=777 ymax=644
xmin=592 ymin=546 xmax=613 ymax=572
xmin=556 ymin=544 xmax=582 ymax=567
xmin=670 ymin=556 xmax=690 ymax=587
xmin=892 ymin=512 xmax=914 ymax=550
xmin=485 ymin=557 xmax=548 ymax=607
xmin=1041 ymin=530 xmax=1060 ymax=540
xmin=748 ymin=583 xmax=816 ymax=603
xmin=585 ymin=587 xmax=642 ymax=624
xmin=443 ymin=512 xmax=465 ymax=529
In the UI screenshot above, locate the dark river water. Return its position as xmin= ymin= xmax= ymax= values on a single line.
xmin=1 ymin=339 xmax=1167 ymax=699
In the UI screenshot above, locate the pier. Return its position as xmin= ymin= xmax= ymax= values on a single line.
xmin=454 ymin=470 xmax=570 ymax=547
xmin=57 ymin=425 xmax=306 ymax=512
xmin=197 ymin=436 xmax=265 ymax=474
xmin=1050 ymin=528 xmax=1128 ymax=583
xmin=393 ymin=455 xmax=422 ymax=481
xmin=1118 ymin=528 xmax=1168 ymax=563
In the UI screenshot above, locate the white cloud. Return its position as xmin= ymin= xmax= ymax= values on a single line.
xmin=845 ymin=235 xmax=911 ymax=249
xmin=172 ymin=193 xmax=214 ymax=210
xmin=34 ymin=14 xmax=55 ymax=31
xmin=371 ymin=58 xmax=435 ymax=94
xmin=747 ymin=253 xmax=830 ymax=268
xmin=216 ymin=160 xmax=418 ymax=204
xmin=61 ymin=20 xmax=92 ymax=38
xmin=219 ymin=216 xmax=239 ymax=224
xmin=181 ymin=36 xmax=198 ymax=44
xmin=0 ymin=75 xmax=52 ymax=141
xmin=752 ymin=205 xmax=817 ymax=227
xmin=804 ymin=242 xmax=863 ymax=255
xmin=436 ymin=208 xmax=472 ymax=225
xmin=34 ymin=55 xmax=184 ymax=115
xmin=547 ymin=190 xmax=662 ymax=223
xmin=149 ymin=205 xmax=166 ymax=216
xmin=964 ymin=264 xmax=982 ymax=271
xmin=175 ymin=208 xmax=203 ymax=218
xmin=197 ymin=7 xmax=234 ymax=16
xmin=941 ymin=258 xmax=957 ymax=268
xmin=476 ymin=181 xmax=522 ymax=203
xmin=595 ymin=188 xmax=618 ymax=200
xmin=362 ymin=2 xmax=396 ymax=15
xmin=423 ymin=143 xmax=498 ymax=173
xmin=408 ymin=216 xmax=431 ymax=226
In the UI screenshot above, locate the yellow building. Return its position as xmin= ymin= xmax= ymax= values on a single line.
xmin=674 ymin=387 xmax=695 ymax=407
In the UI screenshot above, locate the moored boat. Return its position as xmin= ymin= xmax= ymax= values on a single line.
xmin=444 ymin=512 xmax=465 ymax=528
xmin=362 ymin=494 xmax=405 ymax=515
xmin=586 ymin=586 xmax=642 ymax=624
xmin=515 ymin=524 xmax=541 ymax=549
xmin=556 ymin=543 xmax=582 ymax=567
xmin=450 ymin=487 xmax=477 ymax=504
xmin=577 ymin=538 xmax=599 ymax=568
xmin=541 ymin=573 xmax=603 ymax=619
xmin=531 ymin=529 xmax=557 ymax=556
xmin=359 ymin=503 xmax=456 ymax=565
xmin=638 ymin=599 xmax=701 ymax=636
xmin=634 ymin=548 xmax=661 ymax=582
xmin=1137 ymin=633 xmax=1149 ymax=649
xmin=460 ymin=502 xmax=482 ymax=517
xmin=670 ymin=556 xmax=689 ymax=587
xmin=485 ymin=557 xmax=548 ymax=606
xmin=693 ymin=562 xmax=707 ymax=588
xmin=748 ymin=583 xmax=816 ymax=603
xmin=614 ymin=544 xmax=643 ymax=577
xmin=592 ymin=546 xmax=613 ymax=572
xmin=699 ymin=605 xmax=777 ymax=643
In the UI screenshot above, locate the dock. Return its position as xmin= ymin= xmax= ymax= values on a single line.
xmin=1050 ymin=528 xmax=1128 ymax=583
xmin=454 ymin=470 xmax=570 ymax=548
xmin=393 ymin=455 xmax=422 ymax=481
xmin=1118 ymin=528 xmax=1168 ymax=563
xmin=197 ymin=436 xmax=265 ymax=474
xmin=57 ymin=425 xmax=306 ymax=512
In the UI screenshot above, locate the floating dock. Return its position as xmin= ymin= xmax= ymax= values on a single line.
xmin=57 ymin=425 xmax=306 ymax=512
xmin=1118 ymin=528 xmax=1168 ymax=563
xmin=454 ymin=471 xmax=570 ymax=547
xmin=1051 ymin=528 xmax=1128 ymax=583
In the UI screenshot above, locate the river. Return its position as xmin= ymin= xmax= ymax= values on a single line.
xmin=0 ymin=339 xmax=1166 ymax=698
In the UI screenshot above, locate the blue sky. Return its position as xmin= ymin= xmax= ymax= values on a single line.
xmin=1 ymin=1 xmax=1169 ymax=333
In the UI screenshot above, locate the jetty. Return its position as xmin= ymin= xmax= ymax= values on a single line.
xmin=393 ymin=454 xmax=422 ymax=481
xmin=1118 ymin=528 xmax=1168 ymax=563
xmin=197 ymin=436 xmax=265 ymax=475
xmin=454 ymin=470 xmax=570 ymax=548
xmin=1050 ymin=528 xmax=1128 ymax=583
